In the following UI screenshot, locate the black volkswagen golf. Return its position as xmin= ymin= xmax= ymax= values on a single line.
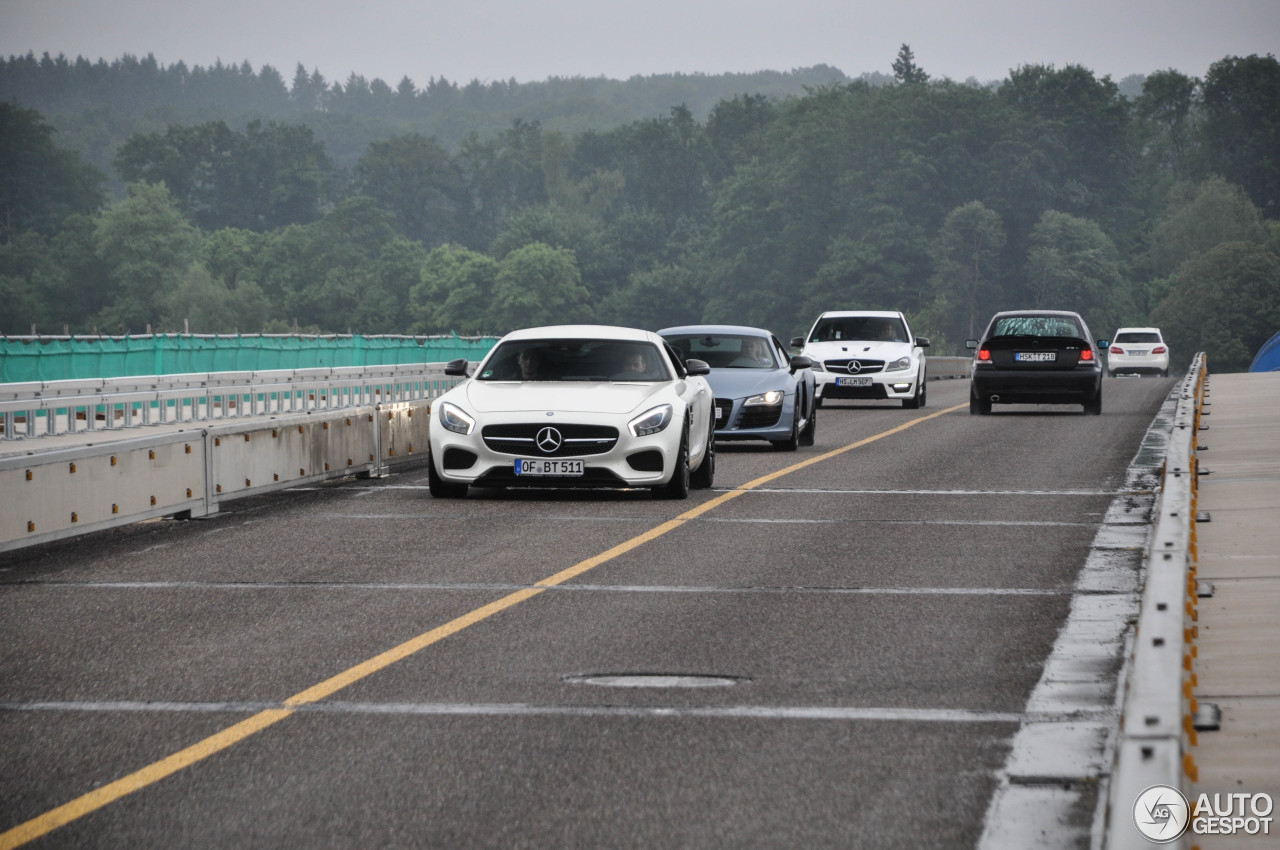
xmin=965 ymin=310 xmax=1106 ymax=415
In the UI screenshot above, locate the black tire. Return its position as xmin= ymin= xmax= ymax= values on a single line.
xmin=690 ymin=427 xmax=715 ymax=489
xmin=969 ymin=387 xmax=990 ymax=415
xmin=799 ymin=395 xmax=816 ymax=447
xmin=1084 ymin=386 xmax=1102 ymax=415
xmin=655 ymin=430 xmax=691 ymax=499
xmin=815 ymin=395 xmax=824 ymax=409
xmin=771 ymin=406 xmax=800 ymax=451
xmin=903 ymin=371 xmax=925 ymax=409
xmin=428 ymin=455 xmax=468 ymax=498
xmin=1162 ymin=369 xmax=1169 ymax=378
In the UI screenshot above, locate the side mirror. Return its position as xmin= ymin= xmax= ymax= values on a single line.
xmin=964 ymin=339 xmax=978 ymax=350
xmin=684 ymin=358 xmax=711 ymax=377
xmin=1097 ymin=339 xmax=1110 ymax=349
xmin=789 ymin=336 xmax=805 ymax=349
xmin=789 ymin=355 xmax=813 ymax=373
xmin=915 ymin=337 xmax=931 ymax=348
xmin=444 ymin=358 xmax=469 ymax=377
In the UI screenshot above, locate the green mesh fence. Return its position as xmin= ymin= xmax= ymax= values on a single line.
xmin=0 ymin=334 xmax=499 ymax=383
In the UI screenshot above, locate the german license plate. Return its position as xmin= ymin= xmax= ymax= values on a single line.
xmin=1015 ymin=351 xmax=1056 ymax=362
xmin=1130 ymin=350 xmax=1149 ymax=356
xmin=835 ymin=376 xmax=872 ymax=387
xmin=514 ymin=458 xmax=584 ymax=476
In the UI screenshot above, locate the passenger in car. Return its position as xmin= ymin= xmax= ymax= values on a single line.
xmin=739 ymin=337 xmax=773 ymax=366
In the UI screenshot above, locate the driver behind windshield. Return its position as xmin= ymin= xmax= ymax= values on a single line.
xmin=517 ymin=347 xmax=545 ymax=379
xmin=614 ymin=347 xmax=654 ymax=378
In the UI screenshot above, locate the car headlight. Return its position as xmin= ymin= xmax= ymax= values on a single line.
xmin=744 ymin=390 xmax=784 ymax=406
xmin=885 ymin=356 xmax=911 ymax=372
xmin=437 ymin=401 xmax=475 ymax=435
xmin=629 ymin=403 xmax=673 ymax=436
xmin=808 ymin=359 xmax=825 ymax=372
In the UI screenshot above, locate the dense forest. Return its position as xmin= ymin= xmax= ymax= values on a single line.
xmin=2 ymin=46 xmax=1278 ymax=370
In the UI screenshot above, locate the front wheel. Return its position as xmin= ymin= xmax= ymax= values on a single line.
xmin=428 ymin=455 xmax=468 ymax=498
xmin=799 ymin=396 xmax=817 ymax=447
xmin=771 ymin=407 xmax=800 ymax=451
xmin=690 ymin=427 xmax=715 ymax=489
xmin=903 ymin=372 xmax=926 ymax=409
xmin=655 ymin=430 xmax=691 ymax=499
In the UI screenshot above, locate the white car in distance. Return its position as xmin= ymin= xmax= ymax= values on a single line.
xmin=1107 ymin=327 xmax=1170 ymax=377
xmin=428 ymin=325 xmax=716 ymax=499
xmin=791 ymin=310 xmax=929 ymax=408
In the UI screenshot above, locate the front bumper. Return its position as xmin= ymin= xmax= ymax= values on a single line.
xmin=814 ymin=370 xmax=916 ymax=400
xmin=429 ymin=420 xmax=682 ymax=489
xmin=712 ymin=395 xmax=796 ymax=441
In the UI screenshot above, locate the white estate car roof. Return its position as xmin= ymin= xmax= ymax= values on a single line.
xmin=815 ymin=310 xmax=904 ymax=318
xmin=1112 ymin=326 xmax=1163 ymax=335
xmin=499 ymin=325 xmax=663 ymax=344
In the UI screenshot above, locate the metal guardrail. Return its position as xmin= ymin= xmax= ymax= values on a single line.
xmin=0 ymin=365 xmax=457 ymax=441
xmin=0 ymin=364 xmax=463 ymax=553
xmin=1102 ymin=352 xmax=1209 ymax=849
xmin=928 ymin=356 xmax=971 ymax=380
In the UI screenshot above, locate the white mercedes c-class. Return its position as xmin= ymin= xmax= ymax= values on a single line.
xmin=427 ymin=325 xmax=716 ymax=499
xmin=791 ymin=310 xmax=930 ymax=409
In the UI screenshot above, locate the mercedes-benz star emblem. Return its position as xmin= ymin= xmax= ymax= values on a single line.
xmin=536 ymin=427 xmax=563 ymax=454
xmin=848 ymin=360 xmax=863 ymax=374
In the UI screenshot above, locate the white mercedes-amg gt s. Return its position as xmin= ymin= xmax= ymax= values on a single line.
xmin=427 ymin=325 xmax=716 ymax=499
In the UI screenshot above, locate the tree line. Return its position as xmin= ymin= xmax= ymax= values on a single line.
xmin=0 ymin=52 xmax=858 ymax=175
xmin=2 ymin=47 xmax=1278 ymax=371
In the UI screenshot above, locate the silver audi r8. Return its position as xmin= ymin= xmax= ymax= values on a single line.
xmin=659 ymin=324 xmax=816 ymax=450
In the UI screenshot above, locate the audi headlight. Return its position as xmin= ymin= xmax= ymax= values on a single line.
xmin=744 ymin=390 xmax=784 ymax=406
xmin=629 ymin=403 xmax=673 ymax=436
xmin=885 ymin=356 xmax=911 ymax=372
xmin=437 ymin=401 xmax=475 ymax=435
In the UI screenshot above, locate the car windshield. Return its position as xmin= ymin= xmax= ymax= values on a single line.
xmin=662 ymin=334 xmax=777 ymax=369
xmin=1115 ymin=332 xmax=1162 ymax=344
xmin=476 ymin=339 xmax=668 ymax=382
xmin=989 ymin=316 xmax=1083 ymax=339
xmin=809 ymin=316 xmax=906 ymax=343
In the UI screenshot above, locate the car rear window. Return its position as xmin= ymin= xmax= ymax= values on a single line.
xmin=990 ymin=316 xmax=1083 ymax=339
xmin=1115 ymin=332 xmax=1162 ymax=344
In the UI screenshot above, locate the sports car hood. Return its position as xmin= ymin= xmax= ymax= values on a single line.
xmin=803 ymin=340 xmax=912 ymax=360
xmin=459 ymin=380 xmax=667 ymax=415
xmin=705 ymin=369 xmax=791 ymax=398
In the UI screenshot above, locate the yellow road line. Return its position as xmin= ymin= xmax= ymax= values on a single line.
xmin=0 ymin=403 xmax=963 ymax=849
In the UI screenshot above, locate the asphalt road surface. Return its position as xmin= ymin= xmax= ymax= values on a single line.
xmin=0 ymin=376 xmax=1175 ymax=849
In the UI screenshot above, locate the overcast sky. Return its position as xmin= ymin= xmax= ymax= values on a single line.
xmin=2 ymin=0 xmax=1277 ymax=87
